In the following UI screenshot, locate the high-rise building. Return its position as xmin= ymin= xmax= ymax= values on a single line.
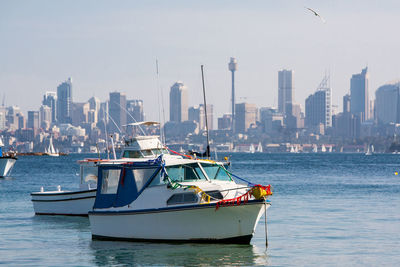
xmin=375 ymin=82 xmax=400 ymax=124
xmin=126 ymin=99 xmax=144 ymax=124
xmin=169 ymin=82 xmax=188 ymax=122
xmin=39 ymin=105 xmax=52 ymax=130
xmin=305 ymin=76 xmax=332 ymax=129
xmin=218 ymin=114 xmax=232 ymax=130
xmin=72 ymin=102 xmax=90 ymax=126
xmin=188 ymin=104 xmax=213 ymax=131
xmin=6 ymin=106 xmax=21 ymax=130
xmin=229 ymin=58 xmax=237 ymax=131
xmin=27 ymin=111 xmax=39 ymax=130
xmin=0 ymin=106 xmax=6 ymax=131
xmin=278 ymin=69 xmax=294 ymax=116
xmin=259 ymin=107 xmax=283 ymax=135
xmin=88 ymin=96 xmax=101 ymax=124
xmin=56 ymin=78 xmax=73 ymax=124
xmin=350 ymin=67 xmax=369 ymax=121
xmin=235 ymin=103 xmax=257 ymax=133
xmin=109 ymin=92 xmax=127 ymax=134
xmin=42 ymin=92 xmax=57 ymax=123
xmin=343 ymin=94 xmax=351 ymax=113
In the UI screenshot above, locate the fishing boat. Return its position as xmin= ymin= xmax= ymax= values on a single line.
xmin=89 ymin=154 xmax=272 ymax=244
xmin=44 ymin=136 xmax=59 ymax=157
xmin=31 ymin=133 xmax=169 ymax=216
xmin=0 ymin=137 xmax=17 ymax=177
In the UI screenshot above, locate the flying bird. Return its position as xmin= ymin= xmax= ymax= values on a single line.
xmin=305 ymin=7 xmax=326 ymax=23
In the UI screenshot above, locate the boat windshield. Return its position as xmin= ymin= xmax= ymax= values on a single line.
xmin=200 ymin=163 xmax=232 ymax=181
xmin=80 ymin=165 xmax=98 ymax=185
xmin=123 ymin=148 xmax=169 ymax=158
xmin=165 ymin=163 xmax=207 ymax=182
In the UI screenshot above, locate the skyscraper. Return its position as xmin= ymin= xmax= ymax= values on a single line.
xmin=375 ymin=82 xmax=400 ymax=124
xmin=56 ymin=78 xmax=72 ymax=124
xmin=109 ymin=92 xmax=127 ymax=134
xmin=305 ymin=75 xmax=332 ymax=129
xmin=229 ymin=58 xmax=237 ymax=132
xmin=126 ymin=99 xmax=144 ymax=124
xmin=42 ymin=92 xmax=57 ymax=123
xmin=27 ymin=111 xmax=39 ymax=130
xmin=278 ymin=69 xmax=294 ymax=116
xmin=350 ymin=67 xmax=369 ymax=121
xmin=169 ymin=81 xmax=188 ymax=122
xmin=235 ymin=103 xmax=257 ymax=134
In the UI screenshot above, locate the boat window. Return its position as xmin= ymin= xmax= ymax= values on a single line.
xmin=142 ymin=150 xmax=154 ymax=157
xmin=200 ymin=163 xmax=232 ymax=181
xmin=80 ymin=166 xmax=98 ymax=185
xmin=205 ymin=190 xmax=223 ymax=200
xmin=123 ymin=150 xmax=143 ymax=158
xmin=167 ymin=192 xmax=198 ymax=205
xmin=148 ymin=171 xmax=164 ymax=187
xmin=133 ymin=168 xmax=159 ymax=192
xmin=101 ymin=169 xmax=121 ymax=194
xmin=166 ymin=163 xmax=206 ymax=182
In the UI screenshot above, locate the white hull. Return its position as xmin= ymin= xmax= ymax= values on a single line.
xmin=0 ymin=157 xmax=17 ymax=177
xmin=90 ymin=200 xmax=268 ymax=243
xmin=31 ymin=189 xmax=96 ymax=216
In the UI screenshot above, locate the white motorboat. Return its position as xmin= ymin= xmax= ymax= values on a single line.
xmin=31 ymin=134 xmax=170 ymax=216
xmin=31 ymin=159 xmax=98 ymax=216
xmin=89 ymin=154 xmax=272 ymax=244
xmin=0 ymin=137 xmax=17 ymax=177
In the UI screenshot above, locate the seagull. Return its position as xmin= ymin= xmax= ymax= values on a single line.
xmin=305 ymin=7 xmax=326 ymax=23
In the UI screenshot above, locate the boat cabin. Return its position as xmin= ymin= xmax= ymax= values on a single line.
xmin=121 ymin=136 xmax=169 ymax=159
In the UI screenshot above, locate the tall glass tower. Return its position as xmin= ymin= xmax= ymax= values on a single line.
xmin=56 ymin=78 xmax=72 ymax=124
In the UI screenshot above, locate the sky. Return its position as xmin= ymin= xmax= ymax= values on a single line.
xmin=1 ymin=0 xmax=400 ymax=122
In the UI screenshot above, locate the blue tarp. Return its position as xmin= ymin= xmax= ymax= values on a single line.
xmin=94 ymin=164 xmax=161 ymax=209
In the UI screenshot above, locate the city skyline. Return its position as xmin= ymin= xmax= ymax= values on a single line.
xmin=1 ymin=1 xmax=400 ymax=122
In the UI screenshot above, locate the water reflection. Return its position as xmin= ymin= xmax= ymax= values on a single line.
xmin=31 ymin=215 xmax=90 ymax=232
xmin=90 ymin=240 xmax=267 ymax=266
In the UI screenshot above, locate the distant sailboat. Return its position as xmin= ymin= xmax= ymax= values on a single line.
xmin=256 ymin=142 xmax=263 ymax=153
xmin=365 ymin=144 xmax=374 ymax=156
xmin=328 ymin=146 xmax=332 ymax=153
xmin=312 ymin=144 xmax=318 ymax=153
xmin=46 ymin=137 xmax=59 ymax=157
xmin=321 ymin=144 xmax=326 ymax=153
xmin=290 ymin=145 xmax=295 ymax=153
xmin=249 ymin=144 xmax=255 ymax=154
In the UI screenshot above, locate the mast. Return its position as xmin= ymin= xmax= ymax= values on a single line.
xmin=201 ymin=65 xmax=210 ymax=159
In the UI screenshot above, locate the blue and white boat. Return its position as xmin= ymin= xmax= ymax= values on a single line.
xmin=88 ymin=154 xmax=272 ymax=244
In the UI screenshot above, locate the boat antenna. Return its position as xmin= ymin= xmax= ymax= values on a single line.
xmin=156 ymin=59 xmax=167 ymax=144
xmin=103 ymin=109 xmax=110 ymax=160
xmin=112 ymin=101 xmax=146 ymax=136
xmin=201 ymin=65 xmax=210 ymax=159
xmin=105 ymin=109 xmax=123 ymax=135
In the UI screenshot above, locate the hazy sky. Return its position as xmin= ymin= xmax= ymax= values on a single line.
xmin=1 ymin=0 xmax=400 ymax=122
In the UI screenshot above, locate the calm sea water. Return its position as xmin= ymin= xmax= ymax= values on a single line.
xmin=0 ymin=153 xmax=399 ymax=266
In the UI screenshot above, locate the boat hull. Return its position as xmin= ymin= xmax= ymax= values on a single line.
xmin=89 ymin=200 xmax=268 ymax=244
xmin=31 ymin=189 xmax=96 ymax=216
xmin=0 ymin=157 xmax=17 ymax=177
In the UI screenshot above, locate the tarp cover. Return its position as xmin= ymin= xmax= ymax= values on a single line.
xmin=94 ymin=165 xmax=160 ymax=209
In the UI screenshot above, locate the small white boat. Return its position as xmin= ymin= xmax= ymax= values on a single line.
xmin=89 ymin=155 xmax=272 ymax=244
xmin=31 ymin=159 xmax=98 ymax=216
xmin=0 ymin=137 xmax=17 ymax=177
